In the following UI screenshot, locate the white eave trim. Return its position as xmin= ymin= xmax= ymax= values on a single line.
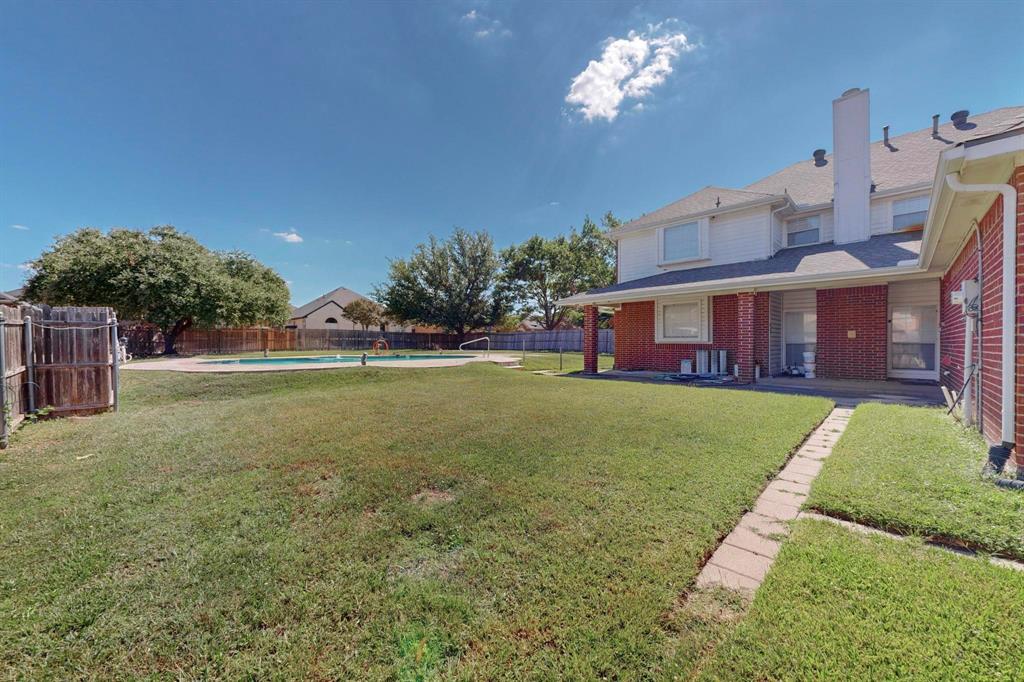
xmin=557 ymin=263 xmax=929 ymax=306
xmin=610 ymin=194 xmax=792 ymax=238
xmin=919 ymin=132 xmax=1024 ymax=271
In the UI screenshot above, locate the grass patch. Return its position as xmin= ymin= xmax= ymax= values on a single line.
xmin=0 ymin=363 xmax=829 ymax=678
xmin=807 ymin=403 xmax=1024 ymax=559
xmin=516 ymin=351 xmax=615 ymax=373
xmin=701 ymin=520 xmax=1024 ymax=681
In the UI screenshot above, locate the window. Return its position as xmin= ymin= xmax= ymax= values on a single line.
xmin=325 ymin=317 xmax=338 ymax=326
xmin=784 ymin=311 xmax=817 ymax=367
xmin=892 ymin=196 xmax=929 ymax=230
xmin=655 ymin=297 xmax=711 ymax=343
xmin=662 ymin=221 xmax=700 ymax=263
xmin=786 ymin=215 xmax=821 ymax=247
xmin=890 ymin=305 xmax=938 ymax=371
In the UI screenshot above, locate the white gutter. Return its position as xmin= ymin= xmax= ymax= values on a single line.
xmin=945 ymin=173 xmax=1017 ymax=447
xmin=557 ymin=262 xmax=929 ymax=307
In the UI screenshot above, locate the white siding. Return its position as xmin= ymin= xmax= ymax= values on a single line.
xmin=771 ymin=211 xmax=784 ymax=253
xmin=783 ymin=289 xmax=817 ymax=313
xmin=888 ymin=279 xmax=939 ymax=306
xmin=870 ymin=192 xmax=931 ymax=235
xmin=617 ymin=231 xmax=659 ymax=282
xmin=820 ymin=210 xmax=835 ymax=242
xmin=617 ymin=206 xmax=772 ymax=283
xmin=870 ymin=198 xmax=892 ymax=235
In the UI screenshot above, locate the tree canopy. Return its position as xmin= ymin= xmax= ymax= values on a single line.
xmin=500 ymin=212 xmax=617 ymax=330
xmin=341 ymin=298 xmax=383 ymax=332
xmin=24 ymin=226 xmax=291 ymax=353
xmin=374 ymin=228 xmax=505 ymax=336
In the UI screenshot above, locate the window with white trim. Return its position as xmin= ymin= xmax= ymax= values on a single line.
xmin=661 ymin=221 xmax=700 ymax=263
xmin=655 ymin=296 xmax=711 ymax=343
xmin=786 ymin=215 xmax=821 ymax=247
xmin=892 ymin=195 xmax=929 ymax=230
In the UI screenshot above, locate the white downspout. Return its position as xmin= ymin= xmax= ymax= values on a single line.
xmin=945 ymin=174 xmax=1017 ymax=447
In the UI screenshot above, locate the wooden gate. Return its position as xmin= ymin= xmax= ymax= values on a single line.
xmin=0 ymin=305 xmax=119 ymax=447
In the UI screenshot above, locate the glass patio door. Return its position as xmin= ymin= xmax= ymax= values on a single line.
xmin=889 ymin=304 xmax=938 ymax=379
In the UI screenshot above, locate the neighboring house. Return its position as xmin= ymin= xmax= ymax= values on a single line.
xmin=287 ymin=286 xmax=438 ymax=333
xmin=0 ymin=288 xmax=24 ymax=304
xmin=563 ymin=88 xmax=1024 ymax=468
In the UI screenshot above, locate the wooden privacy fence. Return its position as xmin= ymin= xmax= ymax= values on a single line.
xmin=125 ymin=326 xmax=616 ymax=356
xmin=0 ymin=305 xmax=119 ymax=447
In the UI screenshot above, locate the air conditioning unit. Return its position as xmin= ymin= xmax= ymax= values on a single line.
xmin=696 ymin=350 xmax=710 ymax=374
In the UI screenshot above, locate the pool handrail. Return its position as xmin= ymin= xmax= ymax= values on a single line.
xmin=458 ymin=336 xmax=490 ymax=357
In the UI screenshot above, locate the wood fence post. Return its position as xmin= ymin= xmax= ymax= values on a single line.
xmin=0 ymin=310 xmax=8 ymax=448
xmin=23 ymin=315 xmax=35 ymax=414
xmin=110 ymin=313 xmax=120 ymax=412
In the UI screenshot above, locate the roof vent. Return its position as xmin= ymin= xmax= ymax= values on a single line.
xmin=812 ymin=148 xmax=827 ymax=167
xmin=841 ymin=87 xmax=862 ymax=97
xmin=950 ymin=109 xmax=975 ymax=130
xmin=932 ymin=114 xmax=940 ymax=138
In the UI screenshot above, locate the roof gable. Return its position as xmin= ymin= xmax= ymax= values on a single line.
xmin=289 ymin=286 xmax=369 ymax=320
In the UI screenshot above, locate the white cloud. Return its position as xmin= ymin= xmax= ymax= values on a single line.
xmin=549 ymin=201 xmax=560 ymax=207
xmin=273 ymin=229 xmax=303 ymax=243
xmin=10 ymin=224 xmax=28 ymax=231
xmin=460 ymin=7 xmax=510 ymax=39
xmin=18 ymin=263 xmax=32 ymax=271
xmin=565 ymin=23 xmax=694 ymax=122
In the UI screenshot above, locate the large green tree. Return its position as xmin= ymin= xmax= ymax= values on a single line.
xmin=25 ymin=226 xmax=290 ymax=354
xmin=500 ymin=212 xmax=618 ymax=330
xmin=374 ymin=228 xmax=505 ymax=337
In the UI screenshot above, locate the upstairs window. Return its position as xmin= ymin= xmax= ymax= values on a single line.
xmin=661 ymin=221 xmax=700 ymax=263
xmin=892 ymin=196 xmax=929 ymax=230
xmin=786 ymin=215 xmax=821 ymax=247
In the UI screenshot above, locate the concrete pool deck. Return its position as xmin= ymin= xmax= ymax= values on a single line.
xmin=122 ymin=353 xmax=521 ymax=373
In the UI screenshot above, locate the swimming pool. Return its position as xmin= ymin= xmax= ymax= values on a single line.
xmin=201 ymin=354 xmax=474 ymax=366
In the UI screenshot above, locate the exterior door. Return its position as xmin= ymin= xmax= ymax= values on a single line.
xmin=888 ymin=304 xmax=939 ymax=380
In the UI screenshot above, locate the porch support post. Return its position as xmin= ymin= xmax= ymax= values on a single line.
xmin=736 ymin=292 xmax=756 ymax=384
xmin=583 ymin=305 xmax=599 ymax=374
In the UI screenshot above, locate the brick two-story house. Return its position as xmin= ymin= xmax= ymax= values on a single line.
xmin=562 ymin=88 xmax=1024 ymax=472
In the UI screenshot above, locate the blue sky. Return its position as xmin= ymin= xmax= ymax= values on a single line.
xmin=2 ymin=0 xmax=1022 ymax=304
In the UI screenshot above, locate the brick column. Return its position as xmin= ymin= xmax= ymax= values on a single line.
xmin=736 ymin=292 xmax=756 ymax=383
xmin=583 ymin=305 xmax=599 ymax=374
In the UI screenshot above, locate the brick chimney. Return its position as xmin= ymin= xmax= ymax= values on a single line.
xmin=832 ymin=88 xmax=872 ymax=244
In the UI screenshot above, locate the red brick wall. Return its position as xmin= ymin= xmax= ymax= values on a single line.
xmin=736 ymin=292 xmax=756 ymax=383
xmin=583 ymin=305 xmax=598 ymax=374
xmin=940 ymin=166 xmax=1024 ymax=456
xmin=753 ymin=291 xmax=770 ymax=373
xmin=1016 ymin=166 xmax=1024 ymax=464
xmin=940 ymin=229 xmax=978 ymax=403
xmin=615 ymin=294 xmax=743 ymax=372
xmin=815 ymin=286 xmax=889 ymax=380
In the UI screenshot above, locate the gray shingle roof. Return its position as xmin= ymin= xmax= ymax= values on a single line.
xmin=586 ymin=232 xmax=921 ymax=297
xmin=618 ymin=106 xmax=1024 ymax=231
xmin=617 ymin=187 xmax=782 ymax=232
xmin=289 ymin=286 xmax=369 ymax=320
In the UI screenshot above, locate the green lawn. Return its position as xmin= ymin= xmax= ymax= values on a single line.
xmin=517 ymin=351 xmax=615 ymax=373
xmin=806 ymin=403 xmax=1024 ymax=559
xmin=0 ymin=363 xmax=829 ymax=679
xmin=701 ymin=520 xmax=1024 ymax=681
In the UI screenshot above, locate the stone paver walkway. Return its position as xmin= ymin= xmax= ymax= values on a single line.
xmin=696 ymin=406 xmax=853 ymax=595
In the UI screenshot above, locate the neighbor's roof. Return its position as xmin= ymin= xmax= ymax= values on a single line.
xmin=0 ymin=288 xmax=24 ymax=304
xmin=617 ymin=106 xmax=1024 ymax=233
xmin=289 ymin=286 xmax=369 ymax=320
xmin=564 ymin=232 xmax=921 ymax=303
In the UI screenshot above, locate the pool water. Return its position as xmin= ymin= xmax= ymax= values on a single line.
xmin=200 ymin=354 xmax=474 ymax=366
